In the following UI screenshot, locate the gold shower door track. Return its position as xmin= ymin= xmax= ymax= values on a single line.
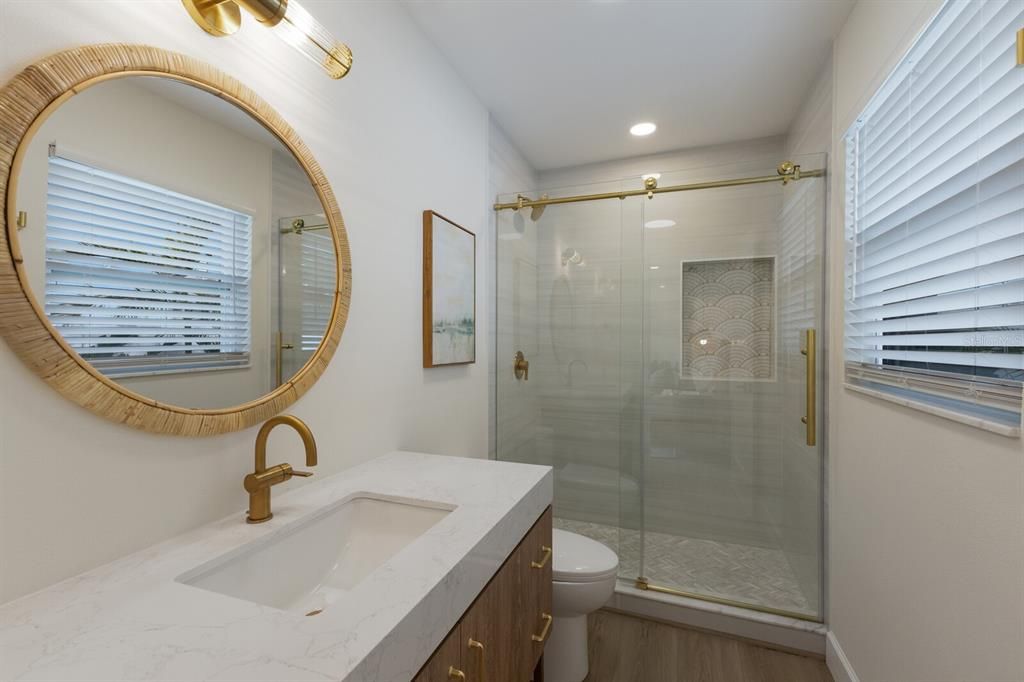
xmin=493 ymin=162 xmax=825 ymax=212
xmin=634 ymin=577 xmax=822 ymax=623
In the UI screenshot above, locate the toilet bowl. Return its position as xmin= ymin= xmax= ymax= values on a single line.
xmin=544 ymin=529 xmax=619 ymax=682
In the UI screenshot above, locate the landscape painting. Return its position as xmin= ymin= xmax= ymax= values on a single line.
xmin=423 ymin=211 xmax=475 ymax=367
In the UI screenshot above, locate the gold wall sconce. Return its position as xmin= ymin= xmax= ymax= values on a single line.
xmin=182 ymin=0 xmax=353 ymax=79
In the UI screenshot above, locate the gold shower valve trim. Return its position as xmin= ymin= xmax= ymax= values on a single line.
xmin=181 ymin=0 xmax=353 ymax=80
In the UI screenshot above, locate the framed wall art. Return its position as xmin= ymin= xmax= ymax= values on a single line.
xmin=423 ymin=210 xmax=476 ymax=367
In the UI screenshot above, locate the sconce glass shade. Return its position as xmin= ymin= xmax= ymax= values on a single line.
xmin=273 ymin=0 xmax=353 ymax=79
xmin=182 ymin=0 xmax=352 ymax=79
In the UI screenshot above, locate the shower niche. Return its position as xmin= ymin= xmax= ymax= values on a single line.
xmin=680 ymin=256 xmax=776 ymax=382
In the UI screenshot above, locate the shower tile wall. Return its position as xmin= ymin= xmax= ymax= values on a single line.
xmin=641 ymin=178 xmax=785 ymax=548
xmin=516 ymin=167 xmax=789 ymax=548
xmin=532 ymin=188 xmax=644 ymax=548
xmin=491 ymin=120 xmax=540 ymax=463
xmin=680 ymin=256 xmax=775 ymax=380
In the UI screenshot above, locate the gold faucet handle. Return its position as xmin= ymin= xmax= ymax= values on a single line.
xmin=244 ymin=463 xmax=311 ymax=492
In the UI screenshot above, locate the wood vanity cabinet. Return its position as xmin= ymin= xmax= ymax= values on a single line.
xmin=413 ymin=507 xmax=553 ymax=682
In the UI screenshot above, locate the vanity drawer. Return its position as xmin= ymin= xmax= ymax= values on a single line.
xmin=413 ymin=507 xmax=553 ymax=682
xmin=413 ymin=624 xmax=464 ymax=682
xmin=517 ymin=507 xmax=553 ymax=676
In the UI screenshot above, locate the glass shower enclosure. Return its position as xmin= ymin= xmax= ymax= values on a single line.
xmin=274 ymin=212 xmax=335 ymax=387
xmin=495 ymin=154 xmax=826 ymax=620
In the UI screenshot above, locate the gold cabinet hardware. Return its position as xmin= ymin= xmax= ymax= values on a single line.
xmin=800 ymin=329 xmax=817 ymax=447
xmin=447 ymin=666 xmax=466 ymax=681
xmin=531 ymin=613 xmax=553 ymax=643
xmin=530 ymin=545 xmax=552 ymax=569
xmin=513 ymin=350 xmax=530 ymax=381
xmin=467 ymin=639 xmax=485 ymax=682
xmin=245 ymin=415 xmax=317 ymax=523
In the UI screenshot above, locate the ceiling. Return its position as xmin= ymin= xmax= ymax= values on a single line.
xmin=403 ymin=0 xmax=854 ymax=171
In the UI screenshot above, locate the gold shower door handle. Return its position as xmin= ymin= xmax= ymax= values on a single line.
xmin=800 ymin=328 xmax=816 ymax=447
xmin=275 ymin=331 xmax=296 ymax=387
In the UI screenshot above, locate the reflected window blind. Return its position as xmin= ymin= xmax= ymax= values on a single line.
xmin=299 ymin=231 xmax=335 ymax=352
xmin=45 ymin=156 xmax=253 ymax=377
xmin=844 ymin=0 xmax=1024 ymax=424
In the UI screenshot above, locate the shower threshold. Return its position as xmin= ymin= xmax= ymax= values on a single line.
xmin=633 ymin=576 xmax=820 ymax=623
xmin=554 ymin=518 xmax=820 ymax=622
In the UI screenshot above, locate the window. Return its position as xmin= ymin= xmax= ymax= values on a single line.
xmin=45 ymin=156 xmax=253 ymax=378
xmin=844 ymin=0 xmax=1024 ymax=431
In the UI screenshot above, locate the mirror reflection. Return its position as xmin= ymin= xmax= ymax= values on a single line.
xmin=13 ymin=76 xmax=337 ymax=409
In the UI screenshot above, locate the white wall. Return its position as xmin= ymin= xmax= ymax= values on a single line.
xmin=826 ymin=1 xmax=1024 ymax=680
xmin=0 ymin=0 xmax=494 ymax=603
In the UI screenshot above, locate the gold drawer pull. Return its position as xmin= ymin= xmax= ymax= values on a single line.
xmin=448 ymin=666 xmax=466 ymax=680
xmin=531 ymin=545 xmax=552 ymax=569
xmin=531 ymin=612 xmax=553 ymax=643
xmin=468 ymin=639 xmax=485 ymax=682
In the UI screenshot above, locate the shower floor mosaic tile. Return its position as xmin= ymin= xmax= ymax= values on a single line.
xmin=554 ymin=517 xmax=813 ymax=616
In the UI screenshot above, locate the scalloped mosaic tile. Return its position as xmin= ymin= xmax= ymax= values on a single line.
xmin=681 ymin=257 xmax=775 ymax=380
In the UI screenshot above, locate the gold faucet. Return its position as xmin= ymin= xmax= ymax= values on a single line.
xmin=244 ymin=415 xmax=317 ymax=524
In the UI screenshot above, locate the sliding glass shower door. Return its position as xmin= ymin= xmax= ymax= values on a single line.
xmin=495 ymin=154 xmax=825 ymax=620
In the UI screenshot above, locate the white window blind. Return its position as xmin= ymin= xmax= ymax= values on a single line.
xmin=45 ymin=155 xmax=253 ymax=378
xmin=844 ymin=0 xmax=1024 ymax=428
xmin=298 ymin=230 xmax=335 ymax=353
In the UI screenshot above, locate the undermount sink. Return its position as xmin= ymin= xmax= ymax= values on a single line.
xmin=178 ymin=494 xmax=454 ymax=615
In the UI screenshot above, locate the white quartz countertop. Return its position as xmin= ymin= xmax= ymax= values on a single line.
xmin=0 ymin=452 xmax=553 ymax=681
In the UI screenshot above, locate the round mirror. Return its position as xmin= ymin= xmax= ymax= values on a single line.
xmin=0 ymin=46 xmax=351 ymax=435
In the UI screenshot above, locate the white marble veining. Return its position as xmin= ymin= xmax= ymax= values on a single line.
xmin=0 ymin=452 xmax=552 ymax=681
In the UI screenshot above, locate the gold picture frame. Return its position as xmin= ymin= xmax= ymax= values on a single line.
xmin=422 ymin=210 xmax=476 ymax=368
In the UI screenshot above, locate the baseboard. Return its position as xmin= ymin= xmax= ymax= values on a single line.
xmin=826 ymin=631 xmax=859 ymax=682
xmin=608 ymin=582 xmax=826 ymax=656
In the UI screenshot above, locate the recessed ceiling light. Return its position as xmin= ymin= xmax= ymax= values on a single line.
xmin=649 ymin=265 xmax=660 ymax=270
xmin=630 ymin=122 xmax=657 ymax=136
xmin=641 ymin=173 xmax=661 ymax=181
xmin=644 ymin=219 xmax=676 ymax=229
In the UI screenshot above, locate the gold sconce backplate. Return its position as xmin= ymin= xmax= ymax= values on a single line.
xmin=181 ymin=0 xmax=242 ymax=37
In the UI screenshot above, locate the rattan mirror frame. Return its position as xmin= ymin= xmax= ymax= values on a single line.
xmin=0 ymin=44 xmax=352 ymax=436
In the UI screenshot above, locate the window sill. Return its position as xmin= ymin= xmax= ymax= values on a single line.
xmin=843 ymin=382 xmax=1021 ymax=438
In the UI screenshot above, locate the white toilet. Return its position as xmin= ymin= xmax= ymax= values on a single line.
xmin=544 ymin=529 xmax=619 ymax=682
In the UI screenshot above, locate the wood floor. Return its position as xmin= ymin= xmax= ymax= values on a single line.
xmin=585 ymin=610 xmax=834 ymax=682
